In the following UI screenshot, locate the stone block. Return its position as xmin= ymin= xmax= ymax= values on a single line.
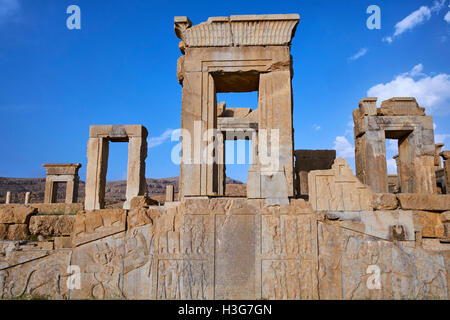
xmin=30 ymin=203 xmax=83 ymax=215
xmin=0 ymin=223 xmax=7 ymax=239
xmin=308 ymin=158 xmax=373 ymax=211
xmin=397 ymin=194 xmax=450 ymax=211
xmin=43 ymin=163 xmax=81 ymax=175
xmin=441 ymin=211 xmax=450 ymax=223
xmin=0 ymin=205 xmax=37 ymax=224
xmin=329 ymin=210 xmax=415 ymax=241
xmin=413 ymin=211 xmax=445 ymax=238
xmin=215 ymin=215 xmax=256 ymax=299
xmin=34 ymin=241 xmax=54 ymax=250
xmin=54 ymin=237 xmax=72 ymax=249
xmin=129 ymin=196 xmax=158 ymax=209
xmin=358 ymin=97 xmax=377 ymax=116
xmin=372 ymin=193 xmax=398 ymax=210
xmin=29 ymin=215 xmax=75 ymax=237
xmin=379 ymin=97 xmax=425 ymax=116
xmin=7 ymin=224 xmax=29 ymax=240
xmin=127 ymin=207 xmax=160 ymax=229
xmin=73 ymin=209 xmax=127 ymax=246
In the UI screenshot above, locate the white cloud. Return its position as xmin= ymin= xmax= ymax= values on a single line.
xmin=431 ymin=0 xmax=446 ymax=13
xmin=402 ymin=63 xmax=424 ymax=77
xmin=0 ymin=0 xmax=19 ymax=20
xmin=384 ymin=2 xmax=445 ymax=43
xmin=313 ymin=124 xmax=321 ymax=131
xmin=445 ymin=11 xmax=450 ymax=23
xmin=333 ymin=136 xmax=354 ymax=158
xmin=148 ymin=129 xmax=174 ymax=148
xmin=393 ymin=6 xmax=431 ymax=37
xmin=348 ymin=48 xmax=368 ymax=61
xmin=367 ymin=64 xmax=450 ymax=114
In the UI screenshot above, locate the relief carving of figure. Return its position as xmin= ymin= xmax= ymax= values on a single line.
xmin=266 ymin=217 xmax=282 ymax=255
xmin=87 ymin=243 xmax=124 ymax=299
xmin=190 ymin=262 xmax=207 ymax=299
xmin=271 ymin=261 xmax=288 ymax=299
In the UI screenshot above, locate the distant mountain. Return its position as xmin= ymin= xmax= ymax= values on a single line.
xmin=0 ymin=176 xmax=243 ymax=205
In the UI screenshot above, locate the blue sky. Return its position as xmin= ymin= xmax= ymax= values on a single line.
xmin=1 ymin=0 xmax=449 ymax=182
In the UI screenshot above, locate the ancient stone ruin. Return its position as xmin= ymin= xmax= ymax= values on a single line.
xmin=85 ymin=125 xmax=148 ymax=210
xmin=175 ymin=14 xmax=299 ymax=204
xmin=1 ymin=14 xmax=450 ymax=300
xmin=43 ymin=163 xmax=82 ymax=204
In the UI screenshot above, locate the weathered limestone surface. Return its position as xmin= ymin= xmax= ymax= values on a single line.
xmin=372 ymin=193 xmax=398 ymax=210
xmin=0 ymin=205 xmax=36 ymax=224
xmin=165 ymin=185 xmax=174 ymax=202
xmin=0 ymin=247 xmax=71 ymax=299
xmin=175 ymin=14 xmax=300 ymax=49
xmin=30 ymin=203 xmax=83 ymax=215
xmin=397 ymin=194 xmax=450 ymax=211
xmin=413 ymin=211 xmax=445 ymax=238
xmin=5 ymin=192 xmax=10 ymax=204
xmin=0 ymin=197 xmax=449 ymax=299
xmin=29 ymin=215 xmax=75 ymax=237
xmin=318 ymin=222 xmax=448 ymax=299
xmin=6 ymin=224 xmax=29 ymax=240
xmin=24 ymin=192 xmax=30 ymax=205
xmin=325 ymin=210 xmax=415 ymax=241
xmin=129 ymin=196 xmax=158 ymax=209
xmin=308 ymin=158 xmax=373 ymax=211
xmin=73 ymin=209 xmax=127 ymax=246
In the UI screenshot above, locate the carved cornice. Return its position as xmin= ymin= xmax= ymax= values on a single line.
xmin=174 ymin=14 xmax=300 ymax=50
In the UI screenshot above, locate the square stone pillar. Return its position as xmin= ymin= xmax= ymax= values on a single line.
xmin=24 ymin=192 xmax=30 ymax=205
xmin=5 ymin=191 xmax=10 ymax=204
xmin=217 ymin=132 xmax=225 ymax=196
xmin=65 ymin=176 xmax=79 ymax=204
xmin=355 ymin=130 xmax=388 ymax=193
xmin=258 ymin=71 xmax=294 ymax=204
xmin=166 ymin=185 xmax=174 ymax=202
xmin=247 ymin=130 xmax=261 ymax=198
xmin=398 ymin=131 xmax=436 ymax=194
xmin=125 ymin=137 xmax=148 ymax=209
xmin=85 ymin=138 xmax=109 ymax=210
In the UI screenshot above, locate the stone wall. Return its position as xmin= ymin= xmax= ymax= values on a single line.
xmin=1 ymin=187 xmax=449 ymax=299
